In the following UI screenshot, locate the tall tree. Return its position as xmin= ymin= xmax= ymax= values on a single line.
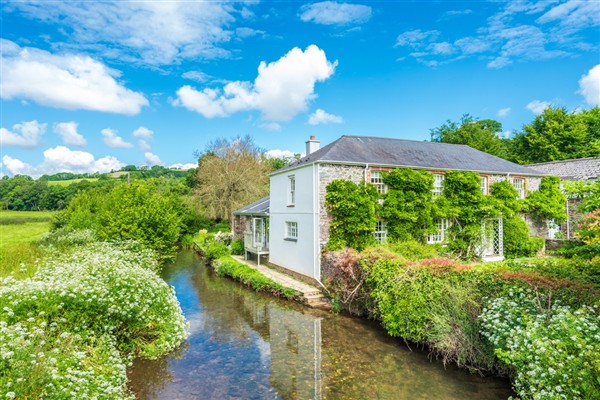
xmin=194 ymin=136 xmax=270 ymax=225
xmin=508 ymin=106 xmax=600 ymax=164
xmin=430 ymin=114 xmax=507 ymax=158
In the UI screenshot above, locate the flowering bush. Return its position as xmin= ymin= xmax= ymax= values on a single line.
xmin=480 ymin=288 xmax=600 ymax=399
xmin=577 ymin=210 xmax=600 ymax=246
xmin=0 ymin=240 xmax=187 ymax=399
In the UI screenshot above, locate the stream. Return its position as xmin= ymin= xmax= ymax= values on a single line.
xmin=127 ymin=250 xmax=513 ymax=399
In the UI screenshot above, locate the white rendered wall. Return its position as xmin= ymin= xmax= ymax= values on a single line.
xmin=269 ymin=164 xmax=320 ymax=280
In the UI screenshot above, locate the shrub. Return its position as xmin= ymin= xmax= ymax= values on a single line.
xmin=503 ymin=215 xmax=544 ymax=258
xmin=577 ymin=210 xmax=600 ymax=245
xmin=204 ymin=241 xmax=230 ymax=260
xmin=230 ymin=239 xmax=245 ymax=255
xmin=384 ymin=240 xmax=440 ymax=260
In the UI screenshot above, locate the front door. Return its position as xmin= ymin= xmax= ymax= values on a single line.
xmin=253 ymin=218 xmax=265 ymax=249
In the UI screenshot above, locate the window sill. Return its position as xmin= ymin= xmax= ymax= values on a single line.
xmin=287 ymin=204 xmax=295 ymax=207
xmin=284 ymin=237 xmax=298 ymax=242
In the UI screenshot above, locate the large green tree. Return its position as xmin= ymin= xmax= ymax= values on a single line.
xmin=430 ymin=114 xmax=507 ymax=158
xmin=509 ymin=106 xmax=600 ymax=164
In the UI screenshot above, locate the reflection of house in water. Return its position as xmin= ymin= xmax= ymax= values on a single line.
xmin=268 ymin=305 xmax=322 ymax=400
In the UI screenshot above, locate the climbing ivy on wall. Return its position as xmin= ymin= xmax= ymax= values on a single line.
xmin=380 ymin=169 xmax=436 ymax=241
xmin=524 ymin=176 xmax=567 ymax=223
xmin=325 ymin=180 xmax=379 ymax=251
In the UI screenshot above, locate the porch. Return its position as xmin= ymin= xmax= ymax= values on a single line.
xmin=233 ymin=196 xmax=270 ymax=266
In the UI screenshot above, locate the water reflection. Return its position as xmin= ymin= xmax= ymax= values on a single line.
xmin=128 ymin=251 xmax=512 ymax=400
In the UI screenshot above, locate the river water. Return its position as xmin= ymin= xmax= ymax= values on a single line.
xmin=127 ymin=250 xmax=513 ymax=399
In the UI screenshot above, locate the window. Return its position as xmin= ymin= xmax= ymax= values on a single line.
xmin=480 ymin=176 xmax=488 ymax=194
xmin=373 ymin=220 xmax=387 ymax=243
xmin=432 ymin=174 xmax=445 ymax=197
xmin=285 ymin=221 xmax=298 ymax=241
xmin=512 ymin=178 xmax=525 ymax=199
xmin=427 ymin=219 xmax=448 ymax=244
xmin=288 ymin=175 xmax=296 ymax=206
xmin=370 ymin=171 xmax=388 ymax=194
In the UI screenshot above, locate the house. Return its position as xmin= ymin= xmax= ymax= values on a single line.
xmin=235 ymin=135 xmax=546 ymax=284
xmin=527 ymin=157 xmax=600 ymax=239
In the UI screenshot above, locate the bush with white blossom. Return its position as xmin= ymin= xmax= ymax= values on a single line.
xmin=480 ymin=287 xmax=600 ymax=399
xmin=0 ymin=239 xmax=187 ymax=399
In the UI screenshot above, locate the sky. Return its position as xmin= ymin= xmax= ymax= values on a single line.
xmin=1 ymin=0 xmax=599 ymax=178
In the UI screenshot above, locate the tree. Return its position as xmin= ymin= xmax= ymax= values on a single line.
xmin=194 ymin=136 xmax=271 ymax=225
xmin=508 ymin=106 xmax=600 ymax=164
xmin=430 ymin=114 xmax=507 ymax=158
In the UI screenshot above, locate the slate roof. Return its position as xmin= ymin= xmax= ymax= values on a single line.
xmin=527 ymin=157 xmax=600 ymax=180
xmin=233 ymin=196 xmax=269 ymax=216
xmin=275 ymin=135 xmax=545 ymax=176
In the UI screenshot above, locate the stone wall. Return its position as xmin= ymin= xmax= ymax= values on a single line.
xmin=318 ymin=164 xmax=365 ymax=246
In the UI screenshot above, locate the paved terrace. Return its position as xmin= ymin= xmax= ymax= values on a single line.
xmin=231 ymin=255 xmax=329 ymax=309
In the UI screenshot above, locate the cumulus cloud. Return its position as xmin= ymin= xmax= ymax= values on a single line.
xmin=308 ymin=109 xmax=343 ymax=125
xmin=54 ymin=122 xmax=86 ymax=147
xmin=132 ymin=126 xmax=154 ymax=138
xmin=5 ymin=1 xmax=253 ymax=66
xmin=265 ymin=149 xmax=298 ymax=158
xmin=579 ymin=64 xmax=600 ymax=106
xmin=526 ymin=100 xmax=551 ymax=115
xmin=144 ymin=152 xmax=163 ymax=166
xmin=299 ymin=1 xmax=372 ymax=25
xmin=1 ymin=40 xmax=148 ymax=115
xmin=168 ymin=162 xmax=197 ymax=170
xmin=137 ymin=140 xmax=152 ymax=151
xmin=0 ymin=120 xmax=46 ymax=148
xmin=173 ymin=45 xmax=337 ymax=122
xmin=497 ymin=107 xmax=511 ymax=118
xmin=2 ymin=147 xmax=123 ymax=178
xmin=101 ymin=128 xmax=133 ymax=148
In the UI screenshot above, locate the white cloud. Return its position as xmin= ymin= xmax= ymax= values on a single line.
xmin=173 ymin=45 xmax=337 ymax=122
xmin=235 ymin=27 xmax=265 ymax=39
xmin=428 ymin=42 xmax=456 ymax=55
xmin=497 ymin=107 xmax=511 ymax=117
xmin=526 ymin=100 xmax=551 ymax=114
xmin=395 ymin=29 xmax=440 ymax=47
xmin=0 ymin=120 xmax=46 ymax=148
xmin=101 ymin=128 xmax=133 ymax=148
xmin=578 ymin=64 xmax=600 ymax=106
xmin=260 ymin=122 xmax=282 ymax=131
xmin=168 ymin=162 xmax=197 ymax=170
xmin=144 ymin=152 xmax=163 ymax=166
xmin=2 ymin=147 xmax=123 ymax=178
xmin=138 ymin=140 xmax=152 ymax=151
xmin=1 ymin=41 xmax=148 ymax=115
xmin=265 ymin=149 xmax=297 ymax=158
xmin=5 ymin=1 xmax=252 ymax=66
xmin=132 ymin=126 xmax=154 ymax=138
xmin=182 ymin=71 xmax=214 ymax=83
xmin=454 ymin=37 xmax=491 ymax=54
xmin=54 ymin=121 xmax=86 ymax=147
xmin=299 ymin=2 xmax=372 ymax=25
xmin=308 ymin=109 xmax=343 ymax=125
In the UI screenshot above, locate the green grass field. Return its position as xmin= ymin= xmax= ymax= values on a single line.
xmin=47 ymin=178 xmax=98 ymax=186
xmin=0 ymin=211 xmax=55 ymax=278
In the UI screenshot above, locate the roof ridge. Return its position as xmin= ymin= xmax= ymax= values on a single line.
xmin=529 ymin=156 xmax=600 ymax=166
xmin=341 ymin=134 xmax=470 ymax=147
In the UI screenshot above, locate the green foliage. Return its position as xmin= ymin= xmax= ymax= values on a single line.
xmin=577 ymin=210 xmax=600 ymax=245
xmin=325 ymin=180 xmax=379 ymax=250
xmin=564 ymin=180 xmax=600 ymax=214
xmin=384 ymin=239 xmax=440 ymax=260
xmin=490 ymin=180 xmax=522 ymax=216
xmin=509 ymin=106 xmax=600 ymax=164
xmin=0 ymin=240 xmax=187 ymax=399
xmin=214 ymin=256 xmax=296 ymax=299
xmin=525 ymin=176 xmax=567 ymax=222
xmin=381 ymin=169 xmax=436 ymax=241
xmin=554 ymin=241 xmax=600 ymax=261
xmin=503 ymin=215 xmax=544 ymax=258
xmin=501 ymin=257 xmax=600 ymax=288
xmin=480 ymin=288 xmax=600 ymax=400
xmin=230 ymin=238 xmax=245 ymax=255
xmin=430 ymin=114 xmax=508 ymax=158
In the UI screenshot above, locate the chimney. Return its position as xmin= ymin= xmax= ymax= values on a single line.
xmin=306 ymin=135 xmax=320 ymax=155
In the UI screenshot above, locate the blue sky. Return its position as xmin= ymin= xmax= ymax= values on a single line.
xmin=1 ymin=0 xmax=599 ymax=177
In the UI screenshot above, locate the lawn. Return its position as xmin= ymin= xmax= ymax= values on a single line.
xmin=0 ymin=211 xmax=55 ymax=278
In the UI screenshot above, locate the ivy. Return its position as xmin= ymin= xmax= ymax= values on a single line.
xmin=325 ymin=180 xmax=379 ymax=250
xmin=380 ymin=169 xmax=436 ymax=242
xmin=524 ymin=176 xmax=567 ymax=222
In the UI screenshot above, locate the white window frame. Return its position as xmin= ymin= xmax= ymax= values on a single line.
xmin=512 ymin=177 xmax=525 ymax=199
xmin=480 ymin=176 xmax=489 ymax=195
xmin=285 ymin=221 xmax=298 ymax=241
xmin=373 ymin=220 xmax=387 ymax=243
xmin=288 ymin=175 xmax=296 ymax=206
xmin=370 ymin=170 xmax=388 ymax=194
xmin=432 ymin=174 xmax=445 ymax=197
xmin=427 ymin=219 xmax=449 ymax=244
